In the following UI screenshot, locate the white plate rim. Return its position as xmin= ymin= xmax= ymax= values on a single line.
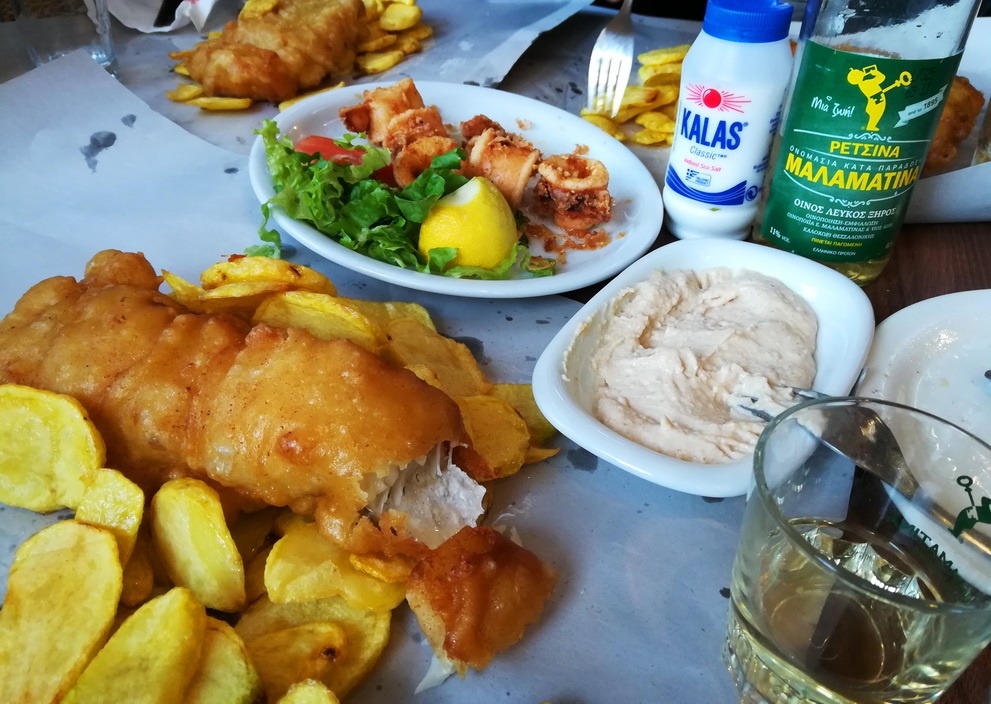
xmin=532 ymin=239 xmax=876 ymax=497
xmin=247 ymin=80 xmax=664 ymax=298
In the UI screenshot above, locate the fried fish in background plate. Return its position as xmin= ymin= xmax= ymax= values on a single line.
xmin=185 ymin=0 xmax=364 ymax=103
xmin=923 ymin=75 xmax=986 ymax=175
xmin=0 ymin=250 xmax=486 ymax=558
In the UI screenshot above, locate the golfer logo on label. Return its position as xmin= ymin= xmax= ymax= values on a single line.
xmin=951 ymin=476 xmax=991 ymax=538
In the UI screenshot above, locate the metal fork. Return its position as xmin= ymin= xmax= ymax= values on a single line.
xmin=586 ymin=0 xmax=635 ymax=118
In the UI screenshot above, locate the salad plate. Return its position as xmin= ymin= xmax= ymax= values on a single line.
xmin=248 ymin=81 xmax=664 ymax=298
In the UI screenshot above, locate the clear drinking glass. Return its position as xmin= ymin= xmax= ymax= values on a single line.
xmin=725 ymin=397 xmax=991 ymax=704
xmin=12 ymin=0 xmax=117 ymax=73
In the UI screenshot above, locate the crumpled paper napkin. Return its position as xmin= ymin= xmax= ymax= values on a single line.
xmin=108 ymin=0 xmax=222 ymax=32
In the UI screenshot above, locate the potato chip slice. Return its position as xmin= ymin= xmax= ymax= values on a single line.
xmin=120 ymin=524 xmax=155 ymax=607
xmin=634 ymin=110 xmax=676 ymax=132
xmin=186 ymin=96 xmax=255 ymax=111
xmin=244 ymin=544 xmax=273 ymax=604
xmin=395 ymin=34 xmax=422 ymax=55
xmin=637 ymin=43 xmax=691 ymax=65
xmin=277 ymin=679 xmax=341 ymax=704
xmin=64 ymin=587 xmax=206 ymax=704
xmin=580 ymin=112 xmax=627 ymax=141
xmin=75 ymin=467 xmax=144 ymax=564
xmin=162 ymin=269 xmax=208 ymax=312
xmin=167 ymin=83 xmax=205 ymax=102
xmin=185 ymin=618 xmax=263 ymax=704
xmin=337 ymin=297 xmax=435 ymax=331
xmin=385 ymin=317 xmax=492 ymax=398
xmin=235 ymin=595 xmax=390 ymax=697
xmin=173 ymin=62 xmax=191 ymax=77
xmin=630 ymin=128 xmax=675 ymax=146
xmin=265 ymin=522 xmax=405 ymax=611
xmin=490 ymin=383 xmax=557 ymax=445
xmin=348 ymin=552 xmax=416 ymax=584
xmin=197 ymin=280 xmax=292 ymax=319
xmin=359 ymin=33 xmax=397 ymax=52
xmin=279 ymin=82 xmax=346 ymax=112
xmin=639 ymin=62 xmax=683 ymax=86
xmin=200 ymin=256 xmax=337 ymax=295
xmin=0 ymin=521 xmax=122 ymax=704
xmin=0 ymin=383 xmax=105 ymax=512
xmin=239 ymin=0 xmax=278 ymax=19
xmin=244 ymin=622 xmax=348 ymax=702
xmin=356 ymin=49 xmax=405 ymax=74
xmin=252 ymin=291 xmax=388 ymax=352
xmin=456 ymin=395 xmax=530 ymax=480
xmin=151 ymin=478 xmax=246 ymax=612
xmin=378 ymin=2 xmax=421 ymax=31
xmin=361 ymin=0 xmax=384 ymax=19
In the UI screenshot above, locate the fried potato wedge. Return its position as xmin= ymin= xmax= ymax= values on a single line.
xmin=0 ymin=384 xmax=105 ymax=513
xmin=279 ymin=82 xmax=346 ymax=111
xmin=167 ymin=83 xmax=206 ymax=102
xmin=379 ymin=2 xmax=421 ymax=31
xmin=244 ymin=622 xmax=349 ymax=702
xmin=186 ymin=96 xmax=255 ymax=111
xmin=639 ymin=62 xmax=683 ymax=87
xmin=120 ymin=524 xmax=155 ymax=607
xmin=490 ymin=383 xmax=557 ymax=446
xmin=0 ymin=520 xmax=122 ymax=704
xmin=637 ymin=43 xmax=690 ymax=66
xmin=357 ymin=49 xmax=405 ymax=74
xmin=63 ymin=587 xmax=207 ymax=704
xmin=385 ymin=317 xmax=492 ymax=398
xmin=265 ymin=522 xmax=405 ymax=611
xmin=185 ymin=618 xmax=263 ymax=704
xmin=235 ymin=595 xmax=391 ymax=697
xmin=630 ymin=128 xmax=675 ymax=146
xmin=337 ymin=297 xmax=436 ymax=331
xmin=277 ymin=679 xmax=341 ymax=704
xmin=75 ymin=467 xmax=144 ymax=565
xmin=348 ymin=551 xmax=416 ymax=584
xmin=580 ymin=113 xmax=627 ymax=141
xmin=244 ymin=543 xmax=273 ymax=604
xmin=150 ymin=478 xmax=246 ymax=612
xmin=228 ymin=505 xmax=280 ymax=564
xmin=456 ymin=395 xmax=530 ymax=480
xmin=252 ymin=291 xmax=388 ymax=353
xmin=200 ymin=256 xmax=337 ymax=295
xmin=162 ymin=270 xmax=208 ymax=312
xmin=239 ymin=0 xmax=278 ymax=19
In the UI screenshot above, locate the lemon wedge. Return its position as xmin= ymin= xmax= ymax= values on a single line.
xmin=418 ymin=177 xmax=519 ymax=269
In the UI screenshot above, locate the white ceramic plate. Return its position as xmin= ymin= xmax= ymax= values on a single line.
xmin=856 ymin=289 xmax=991 ymax=442
xmin=532 ymin=239 xmax=876 ymax=498
xmin=248 ymin=81 xmax=664 ymax=298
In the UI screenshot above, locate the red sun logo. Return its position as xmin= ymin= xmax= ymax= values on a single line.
xmin=686 ymin=85 xmax=750 ymax=113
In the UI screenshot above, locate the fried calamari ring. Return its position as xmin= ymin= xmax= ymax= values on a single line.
xmin=462 ymin=123 xmax=541 ymax=212
xmin=383 ymin=106 xmax=447 ymax=153
xmin=534 ymin=154 xmax=612 ymax=231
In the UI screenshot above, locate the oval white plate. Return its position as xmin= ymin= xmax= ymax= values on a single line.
xmin=857 ymin=289 xmax=991 ymax=442
xmin=248 ymin=81 xmax=664 ymax=298
xmin=532 ymin=239 xmax=876 ymax=498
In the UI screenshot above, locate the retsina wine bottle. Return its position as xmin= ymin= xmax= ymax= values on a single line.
xmin=755 ymin=0 xmax=982 ymax=285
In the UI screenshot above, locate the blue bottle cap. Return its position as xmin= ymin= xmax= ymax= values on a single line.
xmin=702 ymin=0 xmax=794 ymax=43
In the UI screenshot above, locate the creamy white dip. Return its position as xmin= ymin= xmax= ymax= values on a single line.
xmin=589 ymin=268 xmax=817 ymax=464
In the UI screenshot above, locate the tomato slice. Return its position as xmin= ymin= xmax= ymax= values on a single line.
xmin=295 ymin=135 xmax=363 ymax=165
xmin=295 ymin=135 xmax=397 ymax=186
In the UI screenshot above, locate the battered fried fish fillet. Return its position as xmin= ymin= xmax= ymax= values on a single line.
xmin=0 ymin=250 xmax=485 ymax=555
xmin=185 ymin=0 xmax=364 ymax=103
xmin=406 ymin=526 xmax=557 ymax=676
xmin=924 ymin=75 xmax=985 ymax=175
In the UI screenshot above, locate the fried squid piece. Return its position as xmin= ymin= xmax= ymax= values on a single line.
xmin=382 ymin=106 xmax=448 ymax=154
xmin=460 ymin=117 xmax=541 ymax=211
xmin=406 ymin=526 xmax=557 ymax=676
xmin=534 ymin=154 xmax=613 ymax=231
xmin=0 ymin=250 xmax=488 ymax=559
xmin=392 ymin=135 xmax=459 ymax=187
xmin=340 ymin=77 xmax=429 ymax=145
xmin=185 ymin=0 xmax=363 ymax=102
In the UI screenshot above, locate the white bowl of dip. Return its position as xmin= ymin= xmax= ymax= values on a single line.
xmin=531 ymin=238 xmax=875 ymax=498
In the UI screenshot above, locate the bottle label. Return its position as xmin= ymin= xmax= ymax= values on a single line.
xmin=761 ymin=42 xmax=961 ymax=262
xmin=666 ymin=82 xmax=783 ymax=208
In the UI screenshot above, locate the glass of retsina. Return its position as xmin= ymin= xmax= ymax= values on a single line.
xmin=724 ymin=396 xmax=991 ymax=704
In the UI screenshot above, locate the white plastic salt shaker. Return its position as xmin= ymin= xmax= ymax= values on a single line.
xmin=663 ymin=0 xmax=793 ymax=240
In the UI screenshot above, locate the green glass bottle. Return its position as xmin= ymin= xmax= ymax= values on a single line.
xmin=755 ymin=0 xmax=982 ymax=284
